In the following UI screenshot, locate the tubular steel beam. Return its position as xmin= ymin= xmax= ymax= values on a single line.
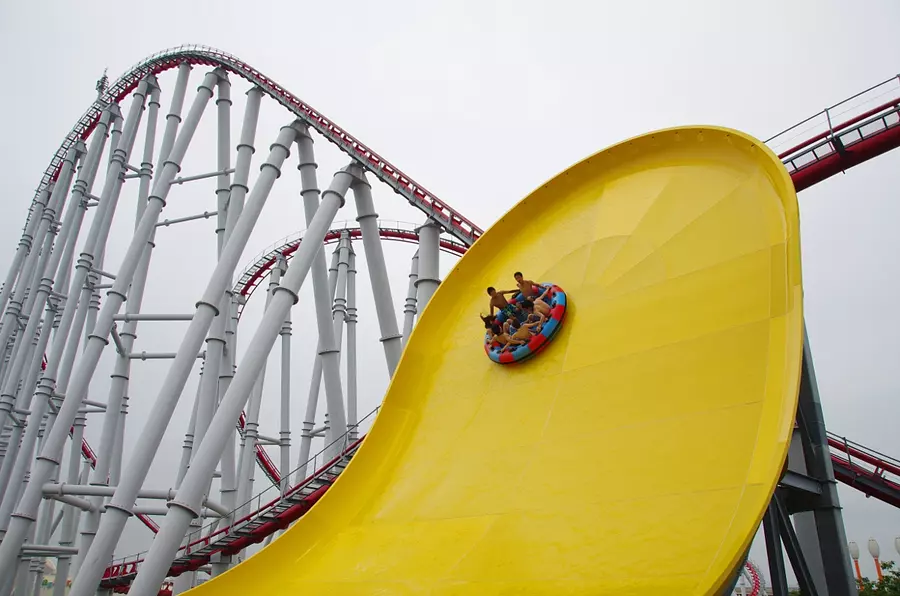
xmin=68 ymin=119 xmax=303 ymax=596
xmin=125 ymin=166 xmax=353 ymax=596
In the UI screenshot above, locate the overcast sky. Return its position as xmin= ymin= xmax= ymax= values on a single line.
xmin=1 ymin=0 xmax=899 ymax=586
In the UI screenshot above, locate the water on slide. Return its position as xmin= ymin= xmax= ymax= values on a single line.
xmin=191 ymin=126 xmax=802 ymax=595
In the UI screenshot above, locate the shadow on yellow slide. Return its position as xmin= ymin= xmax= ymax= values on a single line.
xmin=191 ymin=126 xmax=802 ymax=595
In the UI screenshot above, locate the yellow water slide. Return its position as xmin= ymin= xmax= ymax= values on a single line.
xmin=192 ymin=126 xmax=802 ymax=595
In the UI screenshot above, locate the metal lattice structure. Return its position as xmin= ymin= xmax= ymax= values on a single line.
xmin=0 ymin=47 xmax=897 ymax=596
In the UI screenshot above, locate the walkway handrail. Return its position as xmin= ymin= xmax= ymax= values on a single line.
xmin=102 ymin=405 xmax=380 ymax=580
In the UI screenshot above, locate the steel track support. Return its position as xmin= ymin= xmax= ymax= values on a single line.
xmin=346 ymin=249 xmax=358 ymax=437
xmin=176 ymin=372 xmax=202 ymax=488
xmin=234 ymin=264 xmax=283 ymax=519
xmin=763 ymin=500 xmax=789 ymax=596
xmin=76 ymin=76 xmax=163 ymax=577
xmin=0 ymin=190 xmax=47 ymax=337
xmin=792 ymin=326 xmax=857 ymax=596
xmin=51 ymin=410 xmax=88 ymax=596
xmin=348 ymin=166 xmax=401 ymax=376
xmin=0 ymin=142 xmax=79 ymax=427
xmin=0 ymin=78 xmax=152 ymax=547
xmin=295 ymin=126 xmax=347 ymax=458
xmin=0 ymin=69 xmax=217 ymax=592
xmin=415 ymin=219 xmax=441 ymax=313
xmin=0 ymin=161 xmax=78 ymax=496
xmin=401 ymin=251 xmax=419 ymax=347
xmin=0 ymin=107 xmax=111 ymax=491
xmin=67 ymin=118 xmax=302 ymax=596
xmin=0 ymin=148 xmax=79 ymax=426
xmin=125 ymin=166 xmax=353 ymax=596
xmin=295 ymin=246 xmax=340 ymax=481
xmin=279 ymin=286 xmax=292 ymax=493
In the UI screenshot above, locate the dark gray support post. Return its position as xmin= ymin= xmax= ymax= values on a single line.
xmin=774 ymin=493 xmax=819 ymax=596
xmin=795 ymin=326 xmax=857 ymax=596
xmin=763 ymin=501 xmax=789 ymax=596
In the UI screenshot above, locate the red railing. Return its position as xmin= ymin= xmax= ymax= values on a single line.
xmin=828 ymin=432 xmax=900 ymax=508
xmin=767 ymin=75 xmax=900 ymax=191
xmin=99 ymin=408 xmax=377 ymax=590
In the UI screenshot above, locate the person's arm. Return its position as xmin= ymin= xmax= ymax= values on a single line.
xmin=501 ymin=289 xmax=519 ymax=296
xmin=490 ymin=302 xmax=496 ymax=316
xmin=537 ymin=286 xmax=551 ymax=301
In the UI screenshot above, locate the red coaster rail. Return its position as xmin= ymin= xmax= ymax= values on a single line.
xmin=828 ymin=431 xmax=900 ymax=508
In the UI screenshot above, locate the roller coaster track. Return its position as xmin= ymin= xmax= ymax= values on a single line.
xmin=828 ymin=432 xmax=900 ymax=508
xmin=34 ymin=45 xmax=483 ymax=247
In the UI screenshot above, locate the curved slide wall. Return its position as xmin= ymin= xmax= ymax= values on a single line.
xmin=191 ymin=126 xmax=802 ymax=595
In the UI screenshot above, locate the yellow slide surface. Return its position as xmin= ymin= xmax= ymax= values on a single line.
xmin=193 ymin=126 xmax=802 ymax=595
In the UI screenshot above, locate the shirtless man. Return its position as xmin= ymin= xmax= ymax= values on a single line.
xmin=513 ymin=272 xmax=541 ymax=299
xmin=487 ymin=286 xmax=521 ymax=319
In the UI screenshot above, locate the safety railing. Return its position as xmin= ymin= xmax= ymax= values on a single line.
xmin=766 ymin=75 xmax=900 ymax=175
xmin=101 ymin=405 xmax=381 ymax=583
xmin=827 ymin=431 xmax=900 ymax=485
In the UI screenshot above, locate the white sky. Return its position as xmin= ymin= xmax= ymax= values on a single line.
xmin=1 ymin=0 xmax=899 ymax=586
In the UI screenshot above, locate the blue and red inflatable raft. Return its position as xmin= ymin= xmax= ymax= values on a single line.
xmin=484 ymin=284 xmax=567 ymax=364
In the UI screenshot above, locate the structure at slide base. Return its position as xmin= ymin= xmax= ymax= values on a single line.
xmin=0 ymin=46 xmax=897 ymax=596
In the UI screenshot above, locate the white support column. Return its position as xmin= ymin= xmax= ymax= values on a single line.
xmin=0 ymin=186 xmax=49 ymax=381
xmin=279 ymin=299 xmax=292 ymax=493
xmin=76 ymin=77 xmax=161 ymax=568
xmin=217 ymin=295 xmax=238 ymax=509
xmin=214 ymin=71 xmax=232 ymax=256
xmin=295 ymin=131 xmax=347 ymax=446
xmin=346 ymin=249 xmax=358 ymax=437
xmin=0 ymin=72 xmax=220 ymax=590
xmin=0 ymin=143 xmax=79 ymax=398
xmin=234 ymin=262 xmax=283 ymax=518
xmin=295 ymin=246 xmax=340 ymax=482
xmin=107 ymin=111 xmax=123 ymax=167
xmin=215 ymin=84 xmax=261 ymax=519
xmin=123 ymin=166 xmax=353 ymax=596
xmin=35 ymin=408 xmax=79 ymax=596
xmin=189 ymin=75 xmax=232 ymax=556
xmin=176 ymin=368 xmax=203 ymax=489
xmin=0 ymin=109 xmax=109 ymax=485
xmin=415 ymin=219 xmax=441 ymax=314
xmin=223 ymin=87 xmax=262 ymax=247
xmin=0 ymin=193 xmax=47 ymax=330
xmin=65 ymin=119 xmax=302 ymax=596
xmin=0 ymin=143 xmax=80 ymax=492
xmin=328 ymin=232 xmax=352 ymax=445
xmin=210 ymin=82 xmax=262 ymax=512
xmin=0 ymin=75 xmax=152 ymax=540
xmin=401 ymin=252 xmax=419 ymax=347
xmin=347 ymin=166 xmax=402 ymax=376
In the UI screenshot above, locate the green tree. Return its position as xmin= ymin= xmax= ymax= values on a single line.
xmin=857 ymin=561 xmax=900 ymax=596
